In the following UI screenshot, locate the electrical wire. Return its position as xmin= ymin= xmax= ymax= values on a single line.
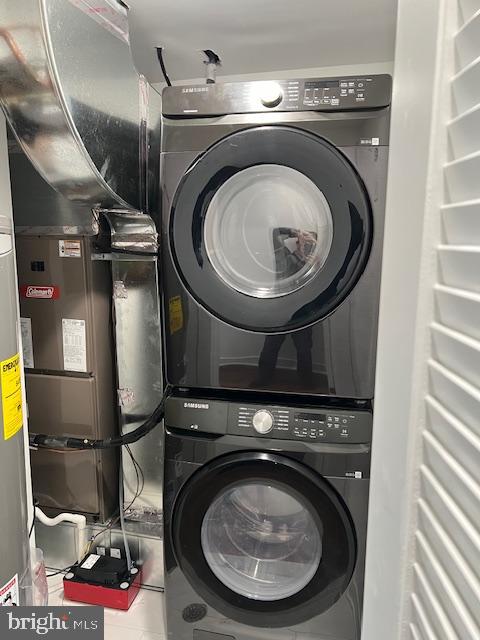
xmin=29 ymin=385 xmax=171 ymax=451
xmin=125 ymin=444 xmax=144 ymax=498
xmin=156 ymin=47 xmax=172 ymax=86
xmin=46 ymin=565 xmax=72 ymax=578
xmin=86 ymin=446 xmax=145 ymax=555
xmin=28 ymin=495 xmax=36 ymax=539
xmin=119 ymin=448 xmax=132 ymax=570
xmin=110 ymin=247 xmax=158 ymax=257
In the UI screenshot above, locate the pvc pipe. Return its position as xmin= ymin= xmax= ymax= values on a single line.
xmin=35 ymin=507 xmax=87 ymax=563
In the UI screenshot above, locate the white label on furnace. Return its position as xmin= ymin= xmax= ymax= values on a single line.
xmin=59 ymin=239 xmax=82 ymax=258
xmin=20 ymin=317 xmax=34 ymax=369
xmin=81 ymin=554 xmax=100 ymax=570
xmin=0 ymin=573 xmax=18 ymax=606
xmin=62 ymin=318 xmax=87 ymax=372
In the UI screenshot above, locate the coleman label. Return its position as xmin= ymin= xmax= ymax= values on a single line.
xmin=21 ymin=285 xmax=60 ymax=300
xmin=0 ymin=354 xmax=23 ymax=440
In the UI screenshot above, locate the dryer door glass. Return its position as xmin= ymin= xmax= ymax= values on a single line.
xmin=204 ymin=165 xmax=333 ymax=298
xmin=170 ymin=125 xmax=373 ymax=333
xmin=201 ymin=482 xmax=322 ymax=600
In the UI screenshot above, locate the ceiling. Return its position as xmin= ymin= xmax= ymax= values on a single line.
xmin=126 ymin=0 xmax=398 ymax=84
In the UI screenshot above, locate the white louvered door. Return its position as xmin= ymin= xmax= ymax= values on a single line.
xmin=408 ymin=2 xmax=480 ymax=638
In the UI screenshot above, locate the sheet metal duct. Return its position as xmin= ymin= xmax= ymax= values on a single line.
xmin=0 ymin=0 xmax=160 ymax=213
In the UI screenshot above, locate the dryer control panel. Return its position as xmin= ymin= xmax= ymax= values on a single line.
xmin=162 ymin=74 xmax=392 ymax=116
xmin=165 ymin=396 xmax=372 ymax=444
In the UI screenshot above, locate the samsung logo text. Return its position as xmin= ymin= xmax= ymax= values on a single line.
xmin=184 ymin=402 xmax=209 ymax=410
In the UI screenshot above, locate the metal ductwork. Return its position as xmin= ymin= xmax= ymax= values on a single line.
xmin=0 ymin=0 xmax=161 ymax=214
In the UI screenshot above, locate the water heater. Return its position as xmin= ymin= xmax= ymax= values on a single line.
xmin=0 ymin=214 xmax=31 ymax=605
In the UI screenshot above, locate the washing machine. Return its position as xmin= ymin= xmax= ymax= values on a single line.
xmin=160 ymin=75 xmax=391 ymax=400
xmin=163 ymin=393 xmax=372 ymax=640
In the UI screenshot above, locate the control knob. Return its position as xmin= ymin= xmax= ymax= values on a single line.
xmin=259 ymin=82 xmax=283 ymax=108
xmin=252 ymin=410 xmax=274 ymax=434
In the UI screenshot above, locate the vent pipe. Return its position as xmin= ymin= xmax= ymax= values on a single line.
xmin=0 ymin=0 xmax=161 ymax=215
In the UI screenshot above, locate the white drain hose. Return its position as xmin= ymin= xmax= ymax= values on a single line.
xmin=35 ymin=508 xmax=87 ymax=563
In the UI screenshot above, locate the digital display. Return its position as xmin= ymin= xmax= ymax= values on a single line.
xmin=305 ymin=80 xmax=340 ymax=89
xmin=295 ymin=412 xmax=326 ymax=422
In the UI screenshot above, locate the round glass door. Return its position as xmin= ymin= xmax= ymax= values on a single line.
xmin=170 ymin=125 xmax=373 ymax=333
xmin=204 ymin=165 xmax=333 ymax=298
xmin=201 ymin=482 xmax=323 ymax=601
xmin=172 ymin=452 xmax=357 ymax=628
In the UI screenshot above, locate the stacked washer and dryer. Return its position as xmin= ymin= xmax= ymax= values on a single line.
xmin=159 ymin=75 xmax=392 ymax=640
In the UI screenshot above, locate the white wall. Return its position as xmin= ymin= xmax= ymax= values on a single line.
xmin=0 ymin=114 xmax=34 ymax=545
xmin=128 ymin=0 xmax=397 ymax=84
xmin=152 ymin=61 xmax=394 ymax=92
xmin=361 ymin=1 xmax=449 ymax=638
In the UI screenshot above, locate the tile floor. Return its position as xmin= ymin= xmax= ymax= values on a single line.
xmin=48 ymin=575 xmax=166 ymax=639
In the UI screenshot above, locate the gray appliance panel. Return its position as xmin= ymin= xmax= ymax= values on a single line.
xmin=17 ymin=235 xmax=118 ymax=520
xmin=26 ymin=373 xmax=118 ymax=519
xmin=166 ymin=396 xmax=372 ymax=445
xmin=162 ymin=74 xmax=392 ymax=116
xmin=16 ymin=236 xmax=114 ymax=374
xmin=162 ymin=108 xmax=390 ymax=153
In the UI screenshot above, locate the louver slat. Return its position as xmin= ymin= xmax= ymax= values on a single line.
xmin=441 ymin=200 xmax=480 ymax=245
xmin=455 ymin=10 xmax=480 ymax=68
xmin=435 ymin=285 xmax=480 ymax=340
xmin=452 ymin=57 xmax=480 ymax=114
xmin=431 ymin=323 xmax=480 ymax=389
xmin=438 ymin=246 xmax=480 ymax=292
xmin=409 ymin=2 xmax=480 ymax=638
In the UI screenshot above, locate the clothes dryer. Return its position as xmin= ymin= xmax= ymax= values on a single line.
xmin=161 ymin=75 xmax=391 ymax=399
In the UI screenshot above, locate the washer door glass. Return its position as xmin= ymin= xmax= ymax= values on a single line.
xmin=172 ymin=452 xmax=358 ymax=628
xmin=201 ymin=482 xmax=322 ymax=601
xmin=204 ymin=165 xmax=333 ymax=298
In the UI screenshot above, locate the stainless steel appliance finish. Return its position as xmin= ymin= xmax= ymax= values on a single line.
xmin=16 ymin=235 xmax=118 ymax=520
xmin=0 ymin=215 xmax=31 ymax=604
xmin=164 ymin=394 xmax=371 ymax=639
xmin=161 ymin=76 xmax=390 ymax=400
xmin=0 ymin=0 xmax=161 ymax=212
xmin=162 ymin=74 xmax=392 ymax=116
xmin=24 ymin=213 xmax=165 ymax=584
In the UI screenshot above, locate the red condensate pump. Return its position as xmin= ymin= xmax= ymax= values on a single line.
xmin=63 ymin=552 xmax=141 ymax=610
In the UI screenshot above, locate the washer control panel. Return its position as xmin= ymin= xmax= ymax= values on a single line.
xmin=232 ymin=404 xmax=371 ymax=443
xmin=162 ymin=74 xmax=392 ymax=116
xmin=165 ymin=397 xmax=372 ymax=444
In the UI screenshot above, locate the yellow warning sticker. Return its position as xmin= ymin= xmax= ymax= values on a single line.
xmin=169 ymin=295 xmax=184 ymax=335
xmin=1 ymin=353 xmax=23 ymax=440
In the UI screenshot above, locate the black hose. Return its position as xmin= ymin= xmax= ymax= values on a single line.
xmin=29 ymin=385 xmax=171 ymax=451
xmin=111 ymin=248 xmax=158 ymax=257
